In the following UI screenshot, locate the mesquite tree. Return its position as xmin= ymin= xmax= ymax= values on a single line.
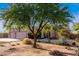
xmin=1 ymin=3 xmax=72 ymax=48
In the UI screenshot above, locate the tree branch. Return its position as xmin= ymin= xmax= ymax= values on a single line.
xmin=36 ymin=20 xmax=44 ymax=35
xmin=28 ymin=19 xmax=34 ymax=34
xmin=36 ymin=21 xmax=48 ymax=37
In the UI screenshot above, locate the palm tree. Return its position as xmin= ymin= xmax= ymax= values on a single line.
xmin=1 ymin=3 xmax=72 ymax=48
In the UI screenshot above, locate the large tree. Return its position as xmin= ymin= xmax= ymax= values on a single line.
xmin=1 ymin=3 xmax=72 ymax=48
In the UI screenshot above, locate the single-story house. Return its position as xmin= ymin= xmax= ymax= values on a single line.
xmin=8 ymin=28 xmax=28 ymax=39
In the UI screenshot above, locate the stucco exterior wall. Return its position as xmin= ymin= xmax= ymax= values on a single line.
xmin=8 ymin=31 xmax=28 ymax=39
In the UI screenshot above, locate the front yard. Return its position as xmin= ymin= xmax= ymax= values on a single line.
xmin=0 ymin=39 xmax=78 ymax=56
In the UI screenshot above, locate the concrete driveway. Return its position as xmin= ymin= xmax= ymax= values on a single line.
xmin=0 ymin=38 xmax=19 ymax=42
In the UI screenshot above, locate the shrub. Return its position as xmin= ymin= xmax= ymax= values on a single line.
xmin=8 ymin=48 xmax=16 ymax=51
xmin=22 ymin=38 xmax=33 ymax=45
xmin=49 ymin=50 xmax=65 ymax=56
xmin=11 ymin=44 xmax=16 ymax=46
xmin=55 ymin=39 xmax=64 ymax=45
xmin=72 ymin=42 xmax=76 ymax=46
xmin=76 ymin=46 xmax=79 ymax=56
xmin=65 ymin=46 xmax=73 ymax=50
xmin=0 ymin=44 xmax=4 ymax=47
xmin=6 ymin=48 xmax=17 ymax=52
xmin=16 ymin=43 xmax=20 ymax=45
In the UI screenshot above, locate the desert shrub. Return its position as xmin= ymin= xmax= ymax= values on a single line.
xmin=55 ymin=39 xmax=64 ymax=45
xmin=69 ymin=34 xmax=76 ymax=39
xmin=0 ymin=44 xmax=5 ymax=47
xmin=6 ymin=48 xmax=17 ymax=52
xmin=8 ymin=48 xmax=16 ymax=51
xmin=62 ymin=42 xmax=70 ymax=46
xmin=16 ymin=43 xmax=20 ymax=45
xmin=59 ymin=37 xmax=70 ymax=46
xmin=11 ymin=44 xmax=16 ymax=46
xmin=49 ymin=50 xmax=65 ymax=56
xmin=65 ymin=46 xmax=73 ymax=50
xmin=22 ymin=38 xmax=33 ymax=45
xmin=72 ymin=42 xmax=76 ymax=46
xmin=55 ymin=41 xmax=62 ymax=45
xmin=76 ymin=46 xmax=79 ymax=56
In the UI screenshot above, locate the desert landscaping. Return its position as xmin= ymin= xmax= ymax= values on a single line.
xmin=0 ymin=38 xmax=78 ymax=56
xmin=0 ymin=3 xmax=79 ymax=56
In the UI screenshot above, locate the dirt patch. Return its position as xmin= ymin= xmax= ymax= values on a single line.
xmin=0 ymin=42 xmax=77 ymax=56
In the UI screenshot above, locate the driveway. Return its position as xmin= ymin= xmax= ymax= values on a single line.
xmin=0 ymin=38 xmax=19 ymax=42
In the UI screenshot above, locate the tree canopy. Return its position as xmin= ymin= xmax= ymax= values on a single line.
xmin=73 ymin=23 xmax=79 ymax=33
xmin=1 ymin=3 xmax=73 ymax=48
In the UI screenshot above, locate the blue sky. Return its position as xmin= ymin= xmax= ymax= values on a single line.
xmin=64 ymin=3 xmax=79 ymax=30
xmin=0 ymin=3 xmax=79 ymax=32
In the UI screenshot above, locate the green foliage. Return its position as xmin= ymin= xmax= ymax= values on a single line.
xmin=73 ymin=23 xmax=79 ymax=33
xmin=1 ymin=3 xmax=72 ymax=31
xmin=43 ymin=23 xmax=51 ymax=33
xmin=0 ymin=3 xmax=73 ymax=48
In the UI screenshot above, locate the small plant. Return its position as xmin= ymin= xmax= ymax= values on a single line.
xmin=5 ymin=48 xmax=17 ymax=52
xmin=72 ymin=42 xmax=76 ymax=46
xmin=76 ymin=46 xmax=79 ymax=56
xmin=22 ymin=38 xmax=33 ymax=45
xmin=65 ymin=46 xmax=72 ymax=50
xmin=49 ymin=50 xmax=65 ymax=56
xmin=11 ymin=44 xmax=16 ymax=46
xmin=8 ymin=48 xmax=16 ymax=51
xmin=0 ymin=44 xmax=5 ymax=47
xmin=55 ymin=41 xmax=62 ymax=45
xmin=16 ymin=43 xmax=20 ymax=45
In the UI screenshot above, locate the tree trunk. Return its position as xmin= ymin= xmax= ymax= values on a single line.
xmin=33 ymin=35 xmax=37 ymax=48
xmin=48 ymin=32 xmax=51 ymax=43
xmin=18 ymin=27 xmax=20 ymax=32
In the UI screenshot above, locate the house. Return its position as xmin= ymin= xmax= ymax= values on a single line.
xmin=8 ymin=28 xmax=28 ymax=39
xmin=0 ymin=28 xmax=55 ymax=39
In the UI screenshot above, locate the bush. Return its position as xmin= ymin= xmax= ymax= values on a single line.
xmin=28 ymin=33 xmax=34 ymax=39
xmin=55 ymin=39 xmax=64 ymax=45
xmin=72 ymin=42 xmax=76 ymax=46
xmin=11 ymin=44 xmax=16 ymax=46
xmin=0 ymin=44 xmax=5 ymax=47
xmin=22 ymin=38 xmax=33 ymax=45
xmin=16 ymin=43 xmax=20 ymax=45
xmin=49 ymin=50 xmax=65 ymax=56
xmin=8 ymin=48 xmax=16 ymax=51
xmin=65 ymin=46 xmax=72 ymax=50
xmin=76 ymin=46 xmax=79 ymax=56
